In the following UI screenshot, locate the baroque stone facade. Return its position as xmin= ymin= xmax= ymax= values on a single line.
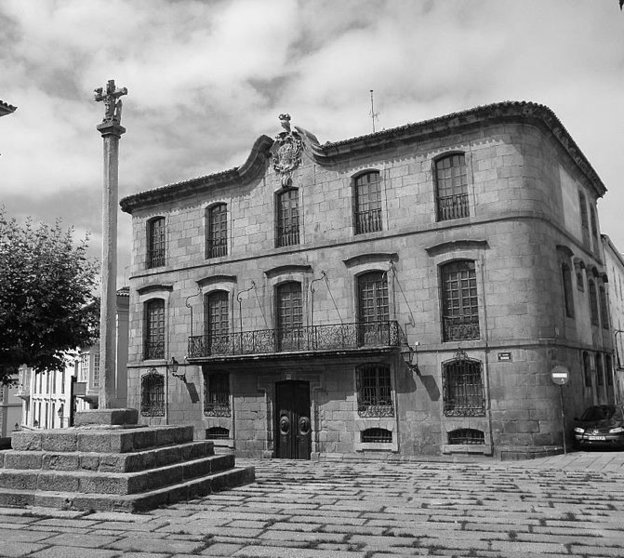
xmin=121 ymin=101 xmax=613 ymax=460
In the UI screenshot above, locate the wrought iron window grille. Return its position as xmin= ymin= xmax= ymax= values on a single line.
xmin=140 ymin=369 xmax=165 ymax=417
xmin=361 ymin=428 xmax=393 ymax=443
xmin=442 ymin=351 xmax=485 ymax=417
xmin=448 ymin=428 xmax=485 ymax=445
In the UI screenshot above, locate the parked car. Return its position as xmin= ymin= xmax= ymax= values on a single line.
xmin=573 ymin=405 xmax=624 ymax=450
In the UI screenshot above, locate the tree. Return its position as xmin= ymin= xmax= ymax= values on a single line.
xmin=0 ymin=207 xmax=99 ymax=385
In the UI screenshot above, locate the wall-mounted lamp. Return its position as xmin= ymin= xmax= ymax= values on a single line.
xmin=401 ymin=342 xmax=420 ymax=374
xmin=168 ymin=356 xmax=186 ymax=382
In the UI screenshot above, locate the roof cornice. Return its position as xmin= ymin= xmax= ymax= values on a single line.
xmin=120 ymin=101 xmax=606 ymax=214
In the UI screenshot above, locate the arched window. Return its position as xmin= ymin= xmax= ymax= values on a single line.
xmin=276 ymin=281 xmax=303 ymax=351
xmin=442 ymin=354 xmax=485 ymax=416
xmin=357 ymin=271 xmax=389 ymax=346
xmin=206 ymin=203 xmax=228 ymax=258
xmin=141 ymin=371 xmax=164 ymax=417
xmin=147 ymin=217 xmax=165 ymax=268
xmin=440 ymin=260 xmax=479 ymax=341
xmin=205 ymin=426 xmax=230 ymax=439
xmin=360 ymin=428 xmax=392 ymax=443
xmin=435 ymin=154 xmax=469 ymax=221
xmin=276 ymin=188 xmax=299 ymax=247
xmin=356 ymin=364 xmax=393 ymax=417
xmin=354 ymin=171 xmax=382 ymax=234
xmin=204 ymin=291 xmax=229 ymax=355
xmin=589 ymin=280 xmax=599 ymax=326
xmin=561 ymin=262 xmax=574 ymax=318
xmin=144 ymin=299 xmax=165 ymax=360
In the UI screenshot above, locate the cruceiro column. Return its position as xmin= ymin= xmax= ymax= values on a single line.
xmin=94 ymin=80 xmax=127 ymax=409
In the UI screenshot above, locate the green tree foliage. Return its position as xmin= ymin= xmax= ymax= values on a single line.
xmin=0 ymin=208 xmax=99 ymax=384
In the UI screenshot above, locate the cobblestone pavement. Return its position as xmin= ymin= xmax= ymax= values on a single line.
xmin=1 ymin=451 xmax=624 ymax=558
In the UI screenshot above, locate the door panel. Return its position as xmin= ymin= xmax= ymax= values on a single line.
xmin=276 ymin=381 xmax=311 ymax=459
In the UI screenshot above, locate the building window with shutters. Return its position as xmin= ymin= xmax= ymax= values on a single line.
xmin=147 ymin=217 xmax=165 ymax=268
xmin=599 ymin=285 xmax=609 ymax=330
xmin=354 ymin=171 xmax=382 ymax=234
xmin=144 ymin=299 xmax=165 ymax=360
xmin=276 ymin=281 xmax=303 ymax=351
xmin=579 ymin=191 xmax=589 ymax=247
xmin=276 ymin=188 xmax=299 ymax=247
xmin=440 ymin=260 xmax=480 ymax=342
xmin=435 ymin=154 xmax=469 ymax=221
xmin=356 ymin=364 xmax=394 ymax=417
xmin=583 ymin=351 xmax=592 ymax=387
xmin=206 ymin=203 xmax=228 ymax=258
xmin=141 ymin=370 xmax=164 ymax=417
xmin=442 ymin=353 xmax=485 ymax=417
xmin=203 ymin=369 xmax=231 ymax=417
xmin=205 ymin=291 xmax=229 ymax=355
xmin=357 ymin=271 xmax=389 ymax=346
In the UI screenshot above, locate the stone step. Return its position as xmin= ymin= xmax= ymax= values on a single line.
xmin=1 ymin=440 xmax=215 ymax=473
xmin=0 ymin=453 xmax=236 ymax=495
xmin=10 ymin=425 xmax=195 ymax=453
xmin=0 ymin=465 xmax=255 ymax=512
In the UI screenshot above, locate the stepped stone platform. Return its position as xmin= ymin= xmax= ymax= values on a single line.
xmin=0 ymin=409 xmax=254 ymax=512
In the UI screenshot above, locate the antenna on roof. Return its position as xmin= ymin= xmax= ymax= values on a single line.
xmin=369 ymin=90 xmax=379 ymax=133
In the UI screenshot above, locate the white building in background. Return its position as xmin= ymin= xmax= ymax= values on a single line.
xmin=602 ymin=234 xmax=624 ymax=402
xmin=0 ymin=383 xmax=21 ymax=438
xmin=16 ymin=288 xmax=130 ymax=428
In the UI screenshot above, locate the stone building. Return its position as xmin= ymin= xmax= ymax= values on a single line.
xmin=120 ymin=101 xmax=613 ymax=460
xmin=0 ymin=384 xmax=21 ymax=438
xmin=16 ymin=288 xmax=129 ymax=428
xmin=602 ymin=234 xmax=624 ymax=401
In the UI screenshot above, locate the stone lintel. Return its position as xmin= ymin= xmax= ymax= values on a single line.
xmin=74 ymin=408 xmax=139 ymax=427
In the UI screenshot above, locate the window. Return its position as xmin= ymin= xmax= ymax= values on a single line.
xmin=276 ymin=282 xmax=303 ymax=351
xmin=140 ymin=371 xmax=164 ymax=417
xmin=561 ymin=262 xmax=574 ymax=318
xmin=442 ymin=357 xmax=485 ymax=416
xmin=435 ymin=154 xmax=469 ymax=221
xmin=79 ymin=354 xmax=89 ymax=382
xmin=206 ymin=204 xmax=227 ymax=258
xmin=203 ymin=370 xmax=230 ymax=417
xmin=206 ymin=426 xmax=230 ymax=439
xmin=579 ymin=191 xmax=589 ymax=246
xmin=606 ymin=354 xmax=613 ymax=387
xmin=360 ymin=428 xmax=392 ymax=443
xmin=354 ymin=171 xmax=382 ymax=234
xmin=92 ymin=352 xmax=100 ymax=388
xmin=440 ymin=260 xmax=479 ymax=342
xmin=448 ymin=428 xmax=485 ymax=445
xmin=596 ymin=353 xmax=604 ymax=387
xmin=144 ymin=299 xmax=165 ymax=359
xmin=590 ymin=206 xmax=599 ymax=248
xmin=589 ymin=280 xmax=599 ymax=326
xmin=575 ymin=262 xmax=584 ymax=292
xmin=357 ymin=271 xmax=389 ymax=346
xmin=599 ymin=286 xmax=609 ymax=330
xmin=356 ymin=364 xmax=394 ymax=417
xmin=205 ymin=291 xmax=229 ymax=355
xmin=147 ymin=217 xmax=165 ymax=268
xmin=276 ymin=188 xmax=299 ymax=247
xmin=583 ymin=351 xmax=592 ymax=387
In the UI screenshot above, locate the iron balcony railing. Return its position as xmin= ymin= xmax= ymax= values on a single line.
xmin=442 ymin=315 xmax=480 ymax=342
xmin=437 ymin=193 xmax=469 ymax=221
xmin=188 ymin=320 xmax=403 ymax=359
xmin=355 ymin=208 xmax=382 ymax=234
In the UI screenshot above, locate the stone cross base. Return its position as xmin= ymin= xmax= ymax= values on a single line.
xmin=74 ymin=408 xmax=139 ymax=427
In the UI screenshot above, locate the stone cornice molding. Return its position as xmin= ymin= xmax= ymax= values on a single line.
xmin=136 ymin=284 xmax=174 ymax=295
xmin=197 ymin=275 xmax=237 ymax=288
xmin=264 ymin=264 xmax=313 ymax=279
xmin=343 ymin=253 xmax=399 ymax=268
xmin=120 ymin=101 xmax=606 ymax=214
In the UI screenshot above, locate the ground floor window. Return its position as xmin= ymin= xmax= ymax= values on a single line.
xmin=203 ymin=369 xmax=231 ymax=417
xmin=360 ymin=428 xmax=392 ymax=443
xmin=140 ymin=370 xmax=164 ymax=417
xmin=206 ymin=426 xmax=230 ymax=439
xmin=448 ymin=428 xmax=485 ymax=445
xmin=356 ymin=364 xmax=394 ymax=417
xmin=442 ymin=353 xmax=485 ymax=417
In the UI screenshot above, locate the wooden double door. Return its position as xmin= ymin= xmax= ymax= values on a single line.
xmin=275 ymin=381 xmax=311 ymax=459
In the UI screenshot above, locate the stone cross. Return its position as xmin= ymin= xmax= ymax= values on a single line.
xmin=94 ymin=80 xmax=127 ymax=409
xmin=94 ymin=80 xmax=128 ymax=124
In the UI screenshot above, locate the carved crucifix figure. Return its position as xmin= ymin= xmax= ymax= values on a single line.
xmin=94 ymin=80 xmax=128 ymax=124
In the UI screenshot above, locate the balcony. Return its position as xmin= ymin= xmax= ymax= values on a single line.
xmin=442 ymin=315 xmax=480 ymax=342
xmin=437 ymin=193 xmax=469 ymax=221
xmin=188 ymin=320 xmax=403 ymax=361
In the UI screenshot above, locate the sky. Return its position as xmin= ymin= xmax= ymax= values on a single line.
xmin=1 ymin=0 xmax=624 ymax=286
